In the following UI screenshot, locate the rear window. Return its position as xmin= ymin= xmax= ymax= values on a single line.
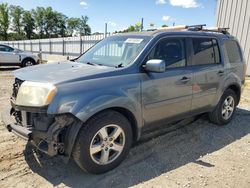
xmin=224 ymin=40 xmax=242 ymax=64
xmin=192 ymin=38 xmax=221 ymax=65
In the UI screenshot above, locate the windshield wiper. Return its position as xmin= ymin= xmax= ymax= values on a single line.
xmin=86 ymin=62 xmax=105 ymax=66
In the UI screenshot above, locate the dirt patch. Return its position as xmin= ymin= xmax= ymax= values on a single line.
xmin=0 ymin=67 xmax=250 ymax=188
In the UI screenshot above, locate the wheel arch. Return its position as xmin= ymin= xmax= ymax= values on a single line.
xmin=85 ymin=107 xmax=140 ymax=142
xmin=225 ymin=84 xmax=241 ymax=105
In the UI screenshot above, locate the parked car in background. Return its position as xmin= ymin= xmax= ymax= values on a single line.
xmin=0 ymin=44 xmax=40 ymax=67
xmin=1 ymin=25 xmax=246 ymax=174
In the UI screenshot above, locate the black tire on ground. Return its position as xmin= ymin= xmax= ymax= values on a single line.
xmin=21 ymin=58 xmax=35 ymax=67
xmin=209 ymin=89 xmax=238 ymax=125
xmin=72 ymin=110 xmax=133 ymax=174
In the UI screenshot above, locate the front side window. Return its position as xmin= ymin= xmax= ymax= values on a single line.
xmin=0 ymin=45 xmax=14 ymax=52
xmin=224 ymin=40 xmax=242 ymax=64
xmin=192 ymin=38 xmax=220 ymax=65
xmin=77 ymin=36 xmax=151 ymax=67
xmin=147 ymin=38 xmax=186 ymax=69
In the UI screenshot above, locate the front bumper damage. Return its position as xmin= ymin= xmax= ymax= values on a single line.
xmin=1 ymin=104 xmax=81 ymax=160
xmin=2 ymin=108 xmax=32 ymax=140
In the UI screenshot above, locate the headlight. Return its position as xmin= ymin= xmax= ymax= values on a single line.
xmin=16 ymin=81 xmax=57 ymax=107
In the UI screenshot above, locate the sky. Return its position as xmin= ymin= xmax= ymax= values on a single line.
xmin=0 ymin=0 xmax=218 ymax=33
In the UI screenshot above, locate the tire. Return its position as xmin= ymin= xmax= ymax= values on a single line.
xmin=22 ymin=58 xmax=35 ymax=67
xmin=209 ymin=89 xmax=237 ymax=125
xmin=72 ymin=110 xmax=133 ymax=174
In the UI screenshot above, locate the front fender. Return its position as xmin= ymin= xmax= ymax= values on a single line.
xmin=47 ymin=75 xmax=143 ymax=134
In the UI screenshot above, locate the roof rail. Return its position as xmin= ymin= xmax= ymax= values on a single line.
xmin=155 ymin=24 xmax=230 ymax=35
xmin=156 ymin=24 xmax=207 ymax=32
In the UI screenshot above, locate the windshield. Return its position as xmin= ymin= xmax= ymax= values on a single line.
xmin=76 ymin=35 xmax=151 ymax=67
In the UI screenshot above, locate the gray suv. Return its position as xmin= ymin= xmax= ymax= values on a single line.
xmin=1 ymin=25 xmax=246 ymax=174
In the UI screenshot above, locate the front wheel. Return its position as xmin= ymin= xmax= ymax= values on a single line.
xmin=72 ymin=110 xmax=133 ymax=174
xmin=209 ymin=89 xmax=237 ymax=125
xmin=22 ymin=59 xmax=35 ymax=67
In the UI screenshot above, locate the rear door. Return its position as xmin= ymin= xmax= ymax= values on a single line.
xmin=141 ymin=37 xmax=193 ymax=125
xmin=0 ymin=45 xmax=20 ymax=64
xmin=190 ymin=37 xmax=225 ymax=112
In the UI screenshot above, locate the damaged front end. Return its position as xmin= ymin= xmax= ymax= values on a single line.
xmin=1 ymin=78 xmax=82 ymax=161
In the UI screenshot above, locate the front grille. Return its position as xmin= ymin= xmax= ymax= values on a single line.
xmin=12 ymin=78 xmax=24 ymax=99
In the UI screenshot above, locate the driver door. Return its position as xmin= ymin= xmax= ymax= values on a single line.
xmin=141 ymin=37 xmax=193 ymax=126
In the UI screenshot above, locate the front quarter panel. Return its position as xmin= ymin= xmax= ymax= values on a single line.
xmin=47 ymin=74 xmax=143 ymax=131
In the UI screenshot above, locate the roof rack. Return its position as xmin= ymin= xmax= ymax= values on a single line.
xmin=186 ymin=24 xmax=207 ymax=31
xmin=156 ymin=24 xmax=230 ymax=34
xmin=202 ymin=27 xmax=230 ymax=34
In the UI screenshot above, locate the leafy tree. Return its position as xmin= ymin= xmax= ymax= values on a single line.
xmin=32 ymin=7 xmax=45 ymax=38
xmin=78 ymin=16 xmax=91 ymax=35
xmin=135 ymin=22 xmax=141 ymax=32
xmin=23 ymin=11 xmax=35 ymax=39
xmin=10 ymin=5 xmax=24 ymax=35
xmin=0 ymin=3 xmax=10 ymax=40
xmin=55 ymin=12 xmax=67 ymax=37
xmin=67 ymin=17 xmax=81 ymax=36
xmin=117 ymin=22 xmax=142 ymax=33
xmin=67 ymin=16 xmax=91 ymax=36
xmin=0 ymin=3 xmax=92 ymax=40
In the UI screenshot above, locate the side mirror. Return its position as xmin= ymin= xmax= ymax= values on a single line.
xmin=144 ymin=59 xmax=166 ymax=73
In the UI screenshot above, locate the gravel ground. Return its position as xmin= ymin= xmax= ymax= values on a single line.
xmin=0 ymin=66 xmax=250 ymax=188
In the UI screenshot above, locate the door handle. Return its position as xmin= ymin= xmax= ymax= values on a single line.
xmin=180 ymin=76 xmax=191 ymax=83
xmin=218 ymin=70 xmax=224 ymax=76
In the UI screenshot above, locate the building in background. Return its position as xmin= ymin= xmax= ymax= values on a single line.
xmin=216 ymin=0 xmax=250 ymax=75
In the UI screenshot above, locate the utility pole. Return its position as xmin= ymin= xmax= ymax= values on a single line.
xmin=141 ymin=18 xmax=144 ymax=31
xmin=104 ymin=23 xmax=108 ymax=38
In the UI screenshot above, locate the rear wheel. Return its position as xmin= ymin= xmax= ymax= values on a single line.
xmin=209 ymin=89 xmax=237 ymax=125
xmin=72 ymin=110 xmax=132 ymax=174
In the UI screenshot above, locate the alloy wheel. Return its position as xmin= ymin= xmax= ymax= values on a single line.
xmin=222 ymin=96 xmax=235 ymax=120
xmin=89 ymin=124 xmax=125 ymax=165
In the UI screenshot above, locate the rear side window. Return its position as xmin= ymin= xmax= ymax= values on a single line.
xmin=224 ymin=40 xmax=242 ymax=64
xmin=192 ymin=38 xmax=220 ymax=65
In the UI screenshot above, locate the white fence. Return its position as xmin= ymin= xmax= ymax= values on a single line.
xmin=1 ymin=34 xmax=112 ymax=60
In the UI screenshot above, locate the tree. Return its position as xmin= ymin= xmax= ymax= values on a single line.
xmin=0 ymin=3 xmax=10 ymax=40
xmin=32 ymin=7 xmax=45 ymax=38
xmin=0 ymin=3 xmax=92 ymax=40
xmin=23 ymin=11 xmax=35 ymax=39
xmin=55 ymin=12 xmax=67 ymax=37
xmin=117 ymin=22 xmax=142 ymax=33
xmin=135 ymin=22 xmax=141 ymax=32
xmin=67 ymin=17 xmax=80 ymax=36
xmin=78 ymin=16 xmax=91 ymax=35
xmin=44 ymin=7 xmax=58 ymax=37
xmin=67 ymin=16 xmax=91 ymax=36
xmin=10 ymin=5 xmax=24 ymax=35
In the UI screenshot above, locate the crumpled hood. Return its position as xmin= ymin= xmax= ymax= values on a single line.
xmin=13 ymin=61 xmax=115 ymax=84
